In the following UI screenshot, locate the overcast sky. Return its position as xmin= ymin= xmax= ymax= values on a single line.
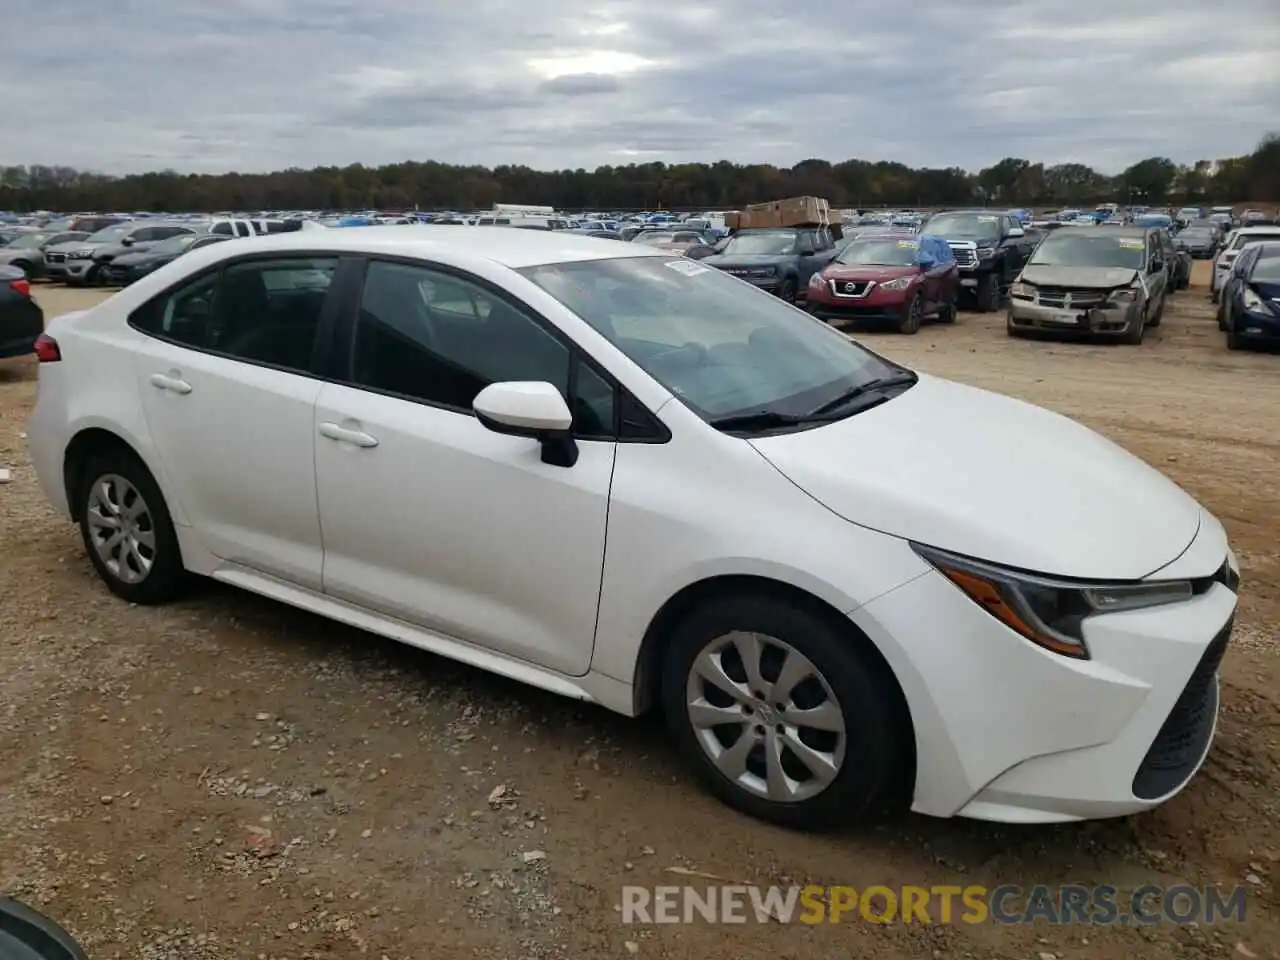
xmin=4 ymin=0 xmax=1277 ymax=176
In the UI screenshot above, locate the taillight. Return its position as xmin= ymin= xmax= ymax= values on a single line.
xmin=34 ymin=333 xmax=61 ymax=362
xmin=8 ymin=278 xmax=30 ymax=298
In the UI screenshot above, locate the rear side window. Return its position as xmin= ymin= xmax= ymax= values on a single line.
xmin=131 ymin=258 xmax=336 ymax=374
xmin=210 ymin=222 xmax=232 ymax=236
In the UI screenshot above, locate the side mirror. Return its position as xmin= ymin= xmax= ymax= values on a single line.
xmin=473 ymin=381 xmax=578 ymax=467
xmin=1006 ymin=227 xmax=1025 ymax=238
xmin=120 ymin=236 xmax=135 ymax=246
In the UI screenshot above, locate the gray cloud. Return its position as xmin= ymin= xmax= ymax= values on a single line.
xmin=2 ymin=0 xmax=1276 ymax=175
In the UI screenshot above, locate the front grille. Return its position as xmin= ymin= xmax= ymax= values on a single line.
xmin=1132 ymin=618 xmax=1231 ymax=800
xmin=831 ymin=280 xmax=872 ymax=298
xmin=951 ymin=247 xmax=976 ymax=267
xmin=1034 ymin=286 xmax=1109 ymax=309
xmin=46 ymin=252 xmax=66 ymax=263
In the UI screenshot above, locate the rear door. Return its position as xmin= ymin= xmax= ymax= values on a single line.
xmin=129 ymin=256 xmax=344 ymax=589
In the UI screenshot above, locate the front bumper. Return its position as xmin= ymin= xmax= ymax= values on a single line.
xmin=854 ymin=541 xmax=1236 ymax=822
xmin=46 ymin=257 xmax=95 ymax=282
xmin=1230 ymin=308 xmax=1280 ymax=341
xmin=1008 ymin=297 xmax=1143 ymax=336
xmin=807 ymin=292 xmax=911 ymax=324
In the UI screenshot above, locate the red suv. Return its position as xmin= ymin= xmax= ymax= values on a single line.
xmin=806 ymin=234 xmax=959 ymax=334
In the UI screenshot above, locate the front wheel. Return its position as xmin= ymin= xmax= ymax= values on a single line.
xmin=776 ymin=278 xmax=797 ymax=304
xmin=974 ymin=273 xmax=1000 ymax=313
xmin=935 ymin=298 xmax=957 ymax=324
xmin=898 ymin=295 xmax=923 ymax=334
xmin=77 ymin=449 xmax=184 ymax=604
xmin=661 ymin=593 xmax=910 ymax=829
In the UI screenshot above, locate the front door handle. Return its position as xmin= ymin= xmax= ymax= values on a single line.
xmin=319 ymin=421 xmax=379 ymax=448
xmin=149 ymin=373 xmax=192 ymax=394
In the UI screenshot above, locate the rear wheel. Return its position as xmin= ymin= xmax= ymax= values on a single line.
xmin=77 ymin=449 xmax=184 ymax=604
xmin=661 ymin=593 xmax=910 ymax=828
xmin=776 ymin=278 xmax=797 ymax=304
xmin=1122 ymin=311 xmax=1146 ymax=345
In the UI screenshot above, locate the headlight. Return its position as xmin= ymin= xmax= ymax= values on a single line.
xmin=976 ymin=246 xmax=995 ymax=259
xmin=68 ymin=250 xmax=92 ymax=260
xmin=1010 ymin=281 xmax=1035 ymax=298
xmin=880 ymin=276 xmax=914 ymax=292
xmin=1242 ymin=288 xmax=1263 ymax=310
xmin=808 ymin=272 xmax=826 ymax=288
xmin=912 ymin=543 xmax=1193 ymax=659
xmin=1111 ymin=286 xmax=1139 ymax=302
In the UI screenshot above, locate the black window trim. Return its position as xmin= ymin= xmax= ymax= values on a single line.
xmin=329 ymin=253 xmax=669 ymax=444
xmin=125 ymin=250 xmax=359 ymax=383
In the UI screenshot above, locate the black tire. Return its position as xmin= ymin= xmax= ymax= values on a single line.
xmin=1226 ymin=331 xmax=1245 ymax=351
xmin=1218 ymin=301 xmax=1229 ymax=331
xmin=11 ymin=259 xmax=32 ymax=277
xmin=1147 ymin=298 xmax=1164 ymax=328
xmin=1122 ymin=311 xmax=1146 ymax=345
xmin=974 ymin=273 xmax=1000 ymax=313
xmin=776 ymin=278 xmax=797 ymax=304
xmin=76 ymin=447 xmax=184 ymax=604
xmin=935 ymin=298 xmax=957 ymax=324
xmin=897 ymin=295 xmax=923 ymax=334
xmin=1006 ymin=313 xmax=1023 ymax=338
xmin=660 ymin=592 xmax=911 ymax=829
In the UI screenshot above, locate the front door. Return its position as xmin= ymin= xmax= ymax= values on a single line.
xmin=313 ymin=259 xmax=615 ymax=676
xmin=130 ymin=257 xmax=340 ymax=589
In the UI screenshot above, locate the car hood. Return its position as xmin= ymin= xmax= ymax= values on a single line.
xmin=704 ymin=253 xmax=792 ymax=268
xmin=821 ymin=264 xmax=916 ymax=281
xmin=1020 ymin=264 xmax=1140 ymax=288
xmin=749 ymin=374 xmax=1202 ymax=580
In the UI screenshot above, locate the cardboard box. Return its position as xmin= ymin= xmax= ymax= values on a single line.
xmin=739 ymin=196 xmax=831 ymax=228
xmin=724 ymin=210 xmax=743 ymax=230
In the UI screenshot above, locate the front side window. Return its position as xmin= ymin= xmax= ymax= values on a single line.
xmin=351 ymin=260 xmax=571 ymax=414
xmin=519 ymin=256 xmax=903 ymax=422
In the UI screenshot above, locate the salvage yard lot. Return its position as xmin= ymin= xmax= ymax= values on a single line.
xmin=1 ymin=261 xmax=1277 ymax=959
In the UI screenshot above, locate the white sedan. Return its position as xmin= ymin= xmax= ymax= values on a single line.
xmin=27 ymin=226 xmax=1238 ymax=827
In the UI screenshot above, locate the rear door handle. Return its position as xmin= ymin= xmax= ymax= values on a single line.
xmin=319 ymin=421 xmax=379 ymax=448
xmin=149 ymin=373 xmax=192 ymax=394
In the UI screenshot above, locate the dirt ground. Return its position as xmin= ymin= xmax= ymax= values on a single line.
xmin=1 ymin=262 xmax=1277 ymax=960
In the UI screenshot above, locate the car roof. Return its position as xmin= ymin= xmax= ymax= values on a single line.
xmin=207 ymin=225 xmax=670 ymax=268
xmin=1235 ymin=226 xmax=1280 ymax=235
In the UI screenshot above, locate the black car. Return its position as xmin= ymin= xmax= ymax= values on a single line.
xmin=0 ymin=264 xmax=44 ymax=359
xmin=101 ymin=233 xmax=229 ymax=285
xmin=1218 ymin=241 xmax=1280 ymax=350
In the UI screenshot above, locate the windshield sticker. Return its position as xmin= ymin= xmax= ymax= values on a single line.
xmin=896 ymin=239 xmax=920 ymax=248
xmin=1117 ymin=238 xmax=1145 ymax=249
xmin=664 ymin=258 xmax=710 ymax=277
xmin=976 ymin=215 xmax=998 ymax=222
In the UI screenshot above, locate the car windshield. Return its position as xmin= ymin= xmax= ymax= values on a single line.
xmin=1029 ymin=234 xmax=1146 ymax=270
xmin=86 ymin=224 xmax=132 ymax=242
xmin=5 ymin=234 xmax=46 ymax=249
xmin=720 ymin=230 xmax=797 ymax=255
xmin=922 ymin=213 xmax=1000 ymax=240
xmin=1180 ymin=229 xmax=1212 ymax=239
xmin=149 ymin=234 xmax=201 ymax=254
xmin=519 ymin=256 xmax=902 ymax=422
xmin=837 ymin=239 xmax=920 ymax=266
xmin=1232 ymin=232 xmax=1280 ymax=250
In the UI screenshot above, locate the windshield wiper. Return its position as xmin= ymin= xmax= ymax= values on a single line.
xmin=805 ymin=372 xmax=919 ymax=417
xmin=708 ymin=410 xmax=815 ymax=432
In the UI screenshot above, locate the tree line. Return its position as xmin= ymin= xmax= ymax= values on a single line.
xmin=2 ymin=134 xmax=1275 ymax=214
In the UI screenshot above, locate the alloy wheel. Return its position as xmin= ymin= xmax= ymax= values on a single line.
xmin=685 ymin=631 xmax=846 ymax=803
xmin=86 ymin=474 xmax=156 ymax=584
